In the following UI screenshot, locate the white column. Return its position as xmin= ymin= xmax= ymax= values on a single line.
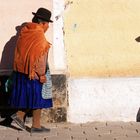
xmin=52 ymin=0 xmax=66 ymax=72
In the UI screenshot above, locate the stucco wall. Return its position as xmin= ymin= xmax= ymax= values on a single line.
xmin=64 ymin=0 xmax=140 ymax=77
xmin=64 ymin=0 xmax=140 ymax=123
xmin=67 ymin=77 xmax=140 ymax=123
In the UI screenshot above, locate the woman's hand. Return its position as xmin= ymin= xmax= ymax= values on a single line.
xmin=39 ymin=75 xmax=47 ymax=83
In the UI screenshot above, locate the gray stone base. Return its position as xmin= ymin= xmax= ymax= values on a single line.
xmin=42 ymin=74 xmax=67 ymax=123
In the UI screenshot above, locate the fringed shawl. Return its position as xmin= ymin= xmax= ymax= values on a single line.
xmin=14 ymin=22 xmax=50 ymax=79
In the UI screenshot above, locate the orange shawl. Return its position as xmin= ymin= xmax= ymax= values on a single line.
xmin=14 ymin=22 xmax=50 ymax=79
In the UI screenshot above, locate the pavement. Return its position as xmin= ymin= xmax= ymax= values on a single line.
xmin=0 ymin=121 xmax=140 ymax=140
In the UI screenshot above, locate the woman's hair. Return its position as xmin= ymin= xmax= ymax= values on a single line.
xmin=32 ymin=16 xmax=45 ymax=23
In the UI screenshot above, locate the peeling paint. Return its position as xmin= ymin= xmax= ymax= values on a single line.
xmin=64 ymin=1 xmax=73 ymax=10
xmin=55 ymin=0 xmax=73 ymax=21
xmin=72 ymin=23 xmax=77 ymax=32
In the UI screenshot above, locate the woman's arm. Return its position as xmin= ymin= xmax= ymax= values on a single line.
xmin=35 ymin=52 xmax=48 ymax=83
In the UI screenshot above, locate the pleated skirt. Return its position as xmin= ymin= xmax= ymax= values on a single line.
xmin=9 ymin=72 xmax=53 ymax=109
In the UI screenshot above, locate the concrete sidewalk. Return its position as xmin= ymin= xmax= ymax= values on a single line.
xmin=0 ymin=121 xmax=140 ymax=140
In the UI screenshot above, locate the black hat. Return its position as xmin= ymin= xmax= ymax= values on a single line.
xmin=32 ymin=8 xmax=53 ymax=22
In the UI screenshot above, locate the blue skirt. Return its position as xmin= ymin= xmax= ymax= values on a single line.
xmin=9 ymin=72 xmax=53 ymax=109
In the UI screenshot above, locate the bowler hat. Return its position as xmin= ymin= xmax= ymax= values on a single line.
xmin=32 ymin=8 xmax=53 ymax=22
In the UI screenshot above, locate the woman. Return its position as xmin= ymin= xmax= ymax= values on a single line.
xmin=9 ymin=7 xmax=53 ymax=133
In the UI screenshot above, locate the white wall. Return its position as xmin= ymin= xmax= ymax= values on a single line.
xmin=67 ymin=77 xmax=140 ymax=123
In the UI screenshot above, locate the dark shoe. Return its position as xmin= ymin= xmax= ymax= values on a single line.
xmin=31 ymin=126 xmax=50 ymax=133
xmin=11 ymin=114 xmax=26 ymax=130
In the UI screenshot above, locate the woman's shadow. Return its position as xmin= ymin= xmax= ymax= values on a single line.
xmin=0 ymin=23 xmax=27 ymax=73
xmin=0 ymin=23 xmax=27 ymax=129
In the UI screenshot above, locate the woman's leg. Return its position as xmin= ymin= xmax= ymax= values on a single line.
xmin=32 ymin=109 xmax=42 ymax=128
xmin=16 ymin=110 xmax=26 ymax=121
